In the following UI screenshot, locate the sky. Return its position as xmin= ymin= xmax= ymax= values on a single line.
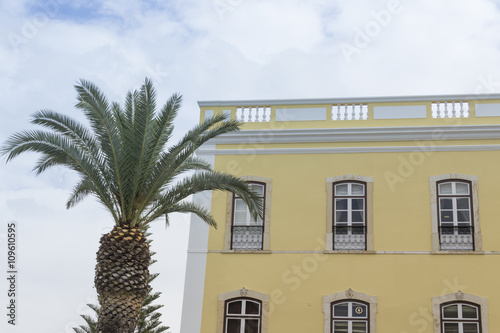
xmin=2 ymin=0 xmax=500 ymax=332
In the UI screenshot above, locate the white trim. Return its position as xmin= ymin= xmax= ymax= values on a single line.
xmin=197 ymin=145 xmax=500 ymax=156
xmin=429 ymin=173 xmax=482 ymax=253
xmin=198 ymin=93 xmax=500 ymax=107
xmin=180 ymin=146 xmax=215 ymax=333
xmin=432 ymin=292 xmax=488 ymax=333
xmin=323 ymin=290 xmax=378 ymax=333
xmin=206 ymin=125 xmax=500 ymax=145
xmin=326 ymin=175 xmax=374 ymax=252
xmin=217 ymin=289 xmax=269 ymax=333
xmin=373 ymin=105 xmax=427 ymax=119
xmin=206 ymin=249 xmax=500 ymax=254
xmin=474 ymin=103 xmax=500 ymax=117
xmin=224 ymin=176 xmax=272 ymax=251
xmin=276 ymin=107 xmax=327 ymax=121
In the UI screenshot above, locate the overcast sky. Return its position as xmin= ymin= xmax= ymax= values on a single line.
xmin=2 ymin=0 xmax=500 ymax=332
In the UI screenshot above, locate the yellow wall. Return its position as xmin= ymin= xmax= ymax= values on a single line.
xmin=199 ymin=100 xmax=500 ymax=332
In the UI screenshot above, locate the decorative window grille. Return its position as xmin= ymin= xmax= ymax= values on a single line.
xmin=333 ymin=182 xmax=367 ymax=250
xmin=441 ymin=302 xmax=480 ymax=333
xmin=437 ymin=181 xmax=474 ymax=251
xmin=236 ymin=106 xmax=271 ymax=122
xmin=331 ymin=301 xmax=369 ymax=333
xmin=225 ymin=299 xmax=261 ymax=333
xmin=432 ymin=101 xmax=470 ymax=118
xmin=231 ymin=183 xmax=265 ymax=250
xmin=332 ymin=104 xmax=369 ymax=120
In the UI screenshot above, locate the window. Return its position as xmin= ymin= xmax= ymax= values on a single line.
xmin=225 ymin=299 xmax=261 ymax=333
xmin=429 ymin=174 xmax=482 ymax=252
xmin=432 ymin=292 xmax=488 ymax=333
xmin=231 ymin=183 xmax=265 ymax=250
xmin=326 ymin=176 xmax=373 ymax=252
xmin=437 ymin=181 xmax=473 ymax=251
xmin=218 ymin=289 xmax=269 ymax=333
xmin=323 ymin=289 xmax=377 ymax=333
xmin=441 ymin=302 xmax=480 ymax=333
xmin=224 ymin=176 xmax=272 ymax=252
xmin=333 ymin=182 xmax=367 ymax=250
xmin=331 ymin=301 xmax=369 ymax=333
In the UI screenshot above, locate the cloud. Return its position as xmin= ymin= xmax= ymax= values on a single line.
xmin=3 ymin=1 xmax=500 ymax=332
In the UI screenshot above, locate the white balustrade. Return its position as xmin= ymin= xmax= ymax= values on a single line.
xmin=236 ymin=106 xmax=271 ymax=122
xmin=332 ymin=104 xmax=369 ymax=120
xmin=432 ymin=101 xmax=469 ymax=118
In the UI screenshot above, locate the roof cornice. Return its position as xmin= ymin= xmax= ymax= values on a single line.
xmin=207 ymin=125 xmax=500 ymax=145
xmin=198 ymin=94 xmax=500 ymax=107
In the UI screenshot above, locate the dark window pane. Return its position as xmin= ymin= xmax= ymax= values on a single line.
xmin=352 ymin=303 xmax=367 ymax=318
xmin=457 ymin=226 xmax=472 ymax=234
xmin=228 ymin=301 xmax=242 ymax=314
xmin=457 ymin=211 xmax=470 ymax=222
xmin=462 ymin=305 xmax=478 ymax=319
xmin=226 ymin=319 xmax=241 ymax=333
xmin=463 ymin=323 xmax=479 ymax=333
xmin=333 ymin=321 xmax=348 ymax=333
xmin=244 ymin=319 xmax=259 ymax=333
xmin=351 ymin=226 xmax=365 ymax=234
xmin=456 ymin=198 xmax=470 ymax=209
xmin=443 ymin=322 xmax=459 ymax=333
xmin=336 ymin=199 xmax=348 ymax=210
xmin=443 ymin=304 xmax=459 ymax=318
xmin=352 ymin=321 xmax=367 ymax=333
xmin=440 ymin=198 xmax=453 ymax=209
xmin=335 ymin=226 xmax=347 ymax=234
xmin=351 ymin=211 xmax=364 ymax=223
xmin=336 ymin=211 xmax=348 ymax=223
xmin=351 ymin=199 xmax=364 ymax=210
xmin=441 ymin=211 xmax=453 ymax=222
xmin=245 ymin=301 xmax=260 ymax=315
xmin=441 ymin=226 xmax=454 ymax=235
xmin=333 ymin=303 xmax=349 ymax=317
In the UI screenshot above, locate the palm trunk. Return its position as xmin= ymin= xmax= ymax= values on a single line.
xmin=94 ymin=226 xmax=150 ymax=333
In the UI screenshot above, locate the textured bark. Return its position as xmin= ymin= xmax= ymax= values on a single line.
xmin=95 ymin=226 xmax=150 ymax=333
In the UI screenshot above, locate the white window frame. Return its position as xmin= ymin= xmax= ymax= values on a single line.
xmin=218 ymin=289 xmax=269 ymax=333
xmin=323 ymin=289 xmax=377 ymax=333
xmin=430 ymin=173 xmax=482 ymax=252
xmin=331 ymin=300 xmax=369 ymax=333
xmin=441 ymin=302 xmax=480 ymax=333
xmin=432 ymin=292 xmax=488 ymax=333
xmin=225 ymin=298 xmax=261 ymax=333
xmin=333 ymin=181 xmax=367 ymax=251
xmin=224 ymin=176 xmax=272 ymax=252
xmin=326 ymin=175 xmax=374 ymax=252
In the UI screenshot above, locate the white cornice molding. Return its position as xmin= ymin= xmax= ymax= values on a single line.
xmin=207 ymin=125 xmax=500 ymax=145
xmin=196 ymin=145 xmax=500 ymax=155
xmin=198 ymin=93 xmax=500 ymax=107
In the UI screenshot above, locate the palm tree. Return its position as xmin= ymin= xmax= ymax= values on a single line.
xmin=2 ymin=78 xmax=262 ymax=332
xmin=73 ymin=231 xmax=169 ymax=333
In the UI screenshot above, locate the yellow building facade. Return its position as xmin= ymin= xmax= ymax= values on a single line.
xmin=181 ymin=95 xmax=500 ymax=333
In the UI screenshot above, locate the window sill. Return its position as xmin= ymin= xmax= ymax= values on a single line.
xmin=221 ymin=250 xmax=272 ymax=254
xmin=324 ymin=250 xmax=376 ymax=254
xmin=431 ymin=250 xmax=485 ymax=255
